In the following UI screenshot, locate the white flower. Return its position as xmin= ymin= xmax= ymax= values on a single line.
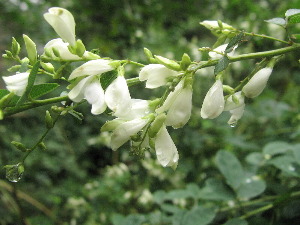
xmin=201 ymin=80 xmax=224 ymax=119
xmin=44 ymin=7 xmax=76 ymax=46
xmin=156 ymin=80 xmax=192 ymax=128
xmin=68 ymin=76 xmax=106 ymax=115
xmin=224 ymin=91 xmax=245 ymax=111
xmin=105 ymin=76 xmax=132 ymax=117
xmin=209 ymin=44 xmax=237 ymax=59
xmin=228 ymin=104 xmax=245 ymax=126
xmin=139 ymin=64 xmax=179 ymax=88
xmin=43 ymin=39 xmax=100 ymax=61
xmin=155 ymin=125 xmax=179 ymax=168
xmin=2 ymin=72 xmax=30 ymax=96
xmin=120 ymin=99 xmax=151 ymax=120
xmin=200 ymin=20 xmax=234 ymax=31
xmin=110 ymin=118 xmax=149 ymax=151
xmin=242 ymin=67 xmax=273 ymax=98
xmin=68 ymin=59 xmax=114 ymax=80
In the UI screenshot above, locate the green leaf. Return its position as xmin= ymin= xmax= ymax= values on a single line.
xmin=101 ymin=70 xmax=118 ymax=90
xmin=0 ymin=89 xmax=20 ymax=106
xmin=181 ymin=206 xmax=216 ymax=225
xmin=166 ymin=189 xmax=192 ymax=200
xmin=292 ymin=144 xmax=300 ymax=164
xmin=216 ymin=150 xmax=244 ymax=190
xmin=225 ymin=32 xmax=243 ymax=53
xmin=263 ymin=141 xmax=292 ymax=156
xmin=268 ymin=156 xmax=300 ymax=177
xmin=16 ymin=60 xmax=40 ymax=106
xmin=246 ymin=152 xmax=265 ymax=166
xmin=236 ymin=176 xmax=266 ymax=199
xmin=285 ymin=9 xmax=300 ymax=18
xmin=161 ymin=203 xmax=182 ymax=214
xmin=223 ymin=218 xmax=248 ymax=225
xmin=29 ymin=83 xmax=59 ymax=99
xmin=288 ymin=13 xmax=300 ymax=24
xmin=214 ymin=55 xmax=229 ymax=75
xmin=122 ymin=214 xmax=146 ymax=225
xmin=198 ymin=178 xmax=235 ymax=201
xmin=264 ymin=18 xmax=286 ymax=27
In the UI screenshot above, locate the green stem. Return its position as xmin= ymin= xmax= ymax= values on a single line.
xmin=3 ymin=96 xmax=69 ymax=117
xmin=22 ymin=113 xmax=61 ymax=162
xmin=239 ymin=204 xmax=273 ymax=220
xmin=191 ymin=44 xmax=300 ymax=72
xmin=243 ymin=31 xmax=290 ymax=44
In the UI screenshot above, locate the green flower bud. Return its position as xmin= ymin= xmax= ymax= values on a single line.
xmin=222 ymin=85 xmax=234 ymax=94
xmin=75 ymin=39 xmax=86 ymax=57
xmin=7 ymin=65 xmax=22 ymax=73
xmin=5 ymin=50 xmax=13 ymax=58
xmin=0 ymin=92 xmax=15 ymax=108
xmin=45 ymin=110 xmax=54 ymax=129
xmin=144 ymin=47 xmax=156 ymax=63
xmin=154 ymin=55 xmax=181 ymax=71
xmin=23 ymin=34 xmax=37 ymax=65
xmin=38 ymin=142 xmax=47 ymax=151
xmin=148 ymin=113 xmax=167 ymax=138
xmin=180 ymin=53 xmax=191 ymax=71
xmin=11 ymin=141 xmax=28 ymax=152
xmin=52 ymin=47 xmax=61 ymax=58
xmin=11 ymin=37 xmax=21 ymax=56
xmin=41 ymin=62 xmax=55 ymax=73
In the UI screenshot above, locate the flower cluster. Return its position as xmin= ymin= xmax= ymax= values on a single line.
xmin=1 ymin=9 xmax=278 ymax=169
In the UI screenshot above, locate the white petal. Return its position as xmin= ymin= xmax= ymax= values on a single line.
xmin=84 ymin=79 xmax=106 ymax=115
xmin=3 ymin=72 xmax=30 ymax=96
xmin=119 ymin=99 xmax=150 ymax=120
xmin=165 ymin=87 xmax=193 ymax=128
xmin=139 ymin=64 xmax=179 ymax=89
xmin=105 ymin=76 xmax=132 ymax=116
xmin=68 ymin=76 xmax=95 ymax=102
xmin=228 ymin=104 xmax=245 ymax=126
xmin=110 ymin=118 xmax=148 ymax=151
xmin=68 ymin=59 xmax=114 ymax=80
xmin=44 ymin=7 xmax=76 ymax=46
xmin=224 ymin=91 xmax=245 ymax=111
xmin=242 ymin=68 xmax=273 ymax=98
xmin=201 ymin=80 xmax=224 ymax=119
xmin=155 ymin=125 xmax=179 ymax=168
xmin=209 ymin=44 xmax=237 ymax=59
xmin=44 ymin=38 xmax=80 ymax=60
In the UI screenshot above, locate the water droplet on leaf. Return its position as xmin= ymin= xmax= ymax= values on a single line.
xmin=5 ymin=163 xmax=24 ymax=182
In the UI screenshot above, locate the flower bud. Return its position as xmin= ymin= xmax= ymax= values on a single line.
xmin=23 ymin=34 xmax=37 ymax=65
xmin=180 ymin=53 xmax=191 ymax=71
xmin=242 ymin=67 xmax=273 ymax=98
xmin=41 ymin=62 xmax=55 ymax=73
xmin=44 ymin=7 xmax=76 ymax=46
xmin=11 ymin=37 xmax=21 ymax=56
xmin=200 ymin=20 xmax=235 ymax=33
xmin=38 ymin=142 xmax=47 ymax=151
xmin=11 ymin=141 xmax=27 ymax=152
xmin=228 ymin=104 xmax=245 ymax=127
xmin=154 ymin=55 xmax=181 ymax=71
xmin=144 ymin=47 xmax=156 ymax=63
xmin=75 ymin=39 xmax=86 ymax=57
xmin=45 ymin=110 xmax=54 ymax=129
xmin=201 ymin=80 xmax=224 ymax=119
xmin=7 ymin=65 xmax=22 ymax=73
xmin=148 ymin=113 xmax=167 ymax=138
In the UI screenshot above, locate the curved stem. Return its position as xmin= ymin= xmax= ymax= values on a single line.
xmin=243 ymin=31 xmax=290 ymax=44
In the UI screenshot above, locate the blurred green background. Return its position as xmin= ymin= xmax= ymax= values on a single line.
xmin=1 ymin=0 xmax=300 ymax=224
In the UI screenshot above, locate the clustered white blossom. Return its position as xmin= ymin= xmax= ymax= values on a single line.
xmin=1 ymin=8 xmax=276 ymax=168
